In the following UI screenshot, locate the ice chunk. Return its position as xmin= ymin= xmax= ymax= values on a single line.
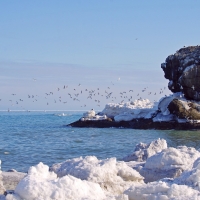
xmin=124 ymin=182 xmax=200 ymax=200
xmin=8 ymin=162 xmax=106 ymax=200
xmin=140 ymin=146 xmax=200 ymax=182
xmin=123 ymin=138 xmax=167 ymax=162
xmin=50 ymin=156 xmax=144 ymax=195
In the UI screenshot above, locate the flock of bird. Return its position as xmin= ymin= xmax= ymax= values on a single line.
xmin=1 ymin=79 xmax=170 ymax=111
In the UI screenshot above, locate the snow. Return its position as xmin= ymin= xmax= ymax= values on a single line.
xmin=98 ymin=99 xmax=157 ymax=122
xmin=123 ymin=138 xmax=167 ymax=162
xmin=50 ymin=156 xmax=144 ymax=195
xmin=124 ymin=182 xmax=200 ymax=200
xmin=4 ymin=139 xmax=200 ymax=199
xmin=78 ymin=90 xmax=200 ymax=124
xmin=81 ymin=114 xmax=107 ymax=121
xmin=83 ymin=109 xmax=96 ymax=118
xmin=153 ymin=113 xmax=175 ymax=122
xmin=7 ymin=162 xmax=107 ymax=200
xmin=139 ymin=145 xmax=200 ymax=182
xmin=81 ymin=92 xmax=200 ymax=123
xmin=81 ymin=109 xmax=109 ymax=121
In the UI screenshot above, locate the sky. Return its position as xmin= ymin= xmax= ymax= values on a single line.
xmin=0 ymin=0 xmax=200 ymax=111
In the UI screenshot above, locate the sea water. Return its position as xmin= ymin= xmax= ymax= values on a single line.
xmin=1 ymin=111 xmax=200 ymax=172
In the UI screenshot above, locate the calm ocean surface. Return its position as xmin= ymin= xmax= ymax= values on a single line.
xmin=1 ymin=111 xmax=200 ymax=172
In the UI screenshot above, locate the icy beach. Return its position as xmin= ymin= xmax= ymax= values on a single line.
xmin=2 ymin=138 xmax=200 ymax=199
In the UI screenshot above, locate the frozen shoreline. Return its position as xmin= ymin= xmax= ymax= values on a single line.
xmin=2 ymin=138 xmax=200 ymax=199
xmin=69 ymin=94 xmax=200 ymax=130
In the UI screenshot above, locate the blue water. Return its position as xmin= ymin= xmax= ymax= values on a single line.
xmin=1 ymin=111 xmax=200 ymax=172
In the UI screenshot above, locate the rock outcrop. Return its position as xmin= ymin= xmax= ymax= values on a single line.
xmin=168 ymin=98 xmax=200 ymax=120
xmin=161 ymin=46 xmax=200 ymax=100
xmin=68 ymin=46 xmax=200 ymax=130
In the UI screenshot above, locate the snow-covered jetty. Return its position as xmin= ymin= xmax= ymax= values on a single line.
xmin=69 ymin=46 xmax=200 ymax=130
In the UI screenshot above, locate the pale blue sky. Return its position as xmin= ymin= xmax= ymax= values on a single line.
xmin=0 ymin=1 xmax=200 ymax=110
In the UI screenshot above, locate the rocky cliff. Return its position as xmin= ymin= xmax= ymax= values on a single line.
xmin=161 ymin=46 xmax=200 ymax=100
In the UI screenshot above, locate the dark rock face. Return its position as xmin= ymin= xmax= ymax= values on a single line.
xmin=161 ymin=46 xmax=200 ymax=100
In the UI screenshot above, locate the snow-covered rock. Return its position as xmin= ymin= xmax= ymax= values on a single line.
xmin=82 ymin=109 xmax=96 ymax=118
xmin=101 ymin=99 xmax=156 ymax=121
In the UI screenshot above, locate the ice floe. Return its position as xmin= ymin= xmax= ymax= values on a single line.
xmin=50 ymin=156 xmax=144 ymax=195
xmin=123 ymin=138 xmax=167 ymax=162
xmin=4 ymin=139 xmax=200 ymax=199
